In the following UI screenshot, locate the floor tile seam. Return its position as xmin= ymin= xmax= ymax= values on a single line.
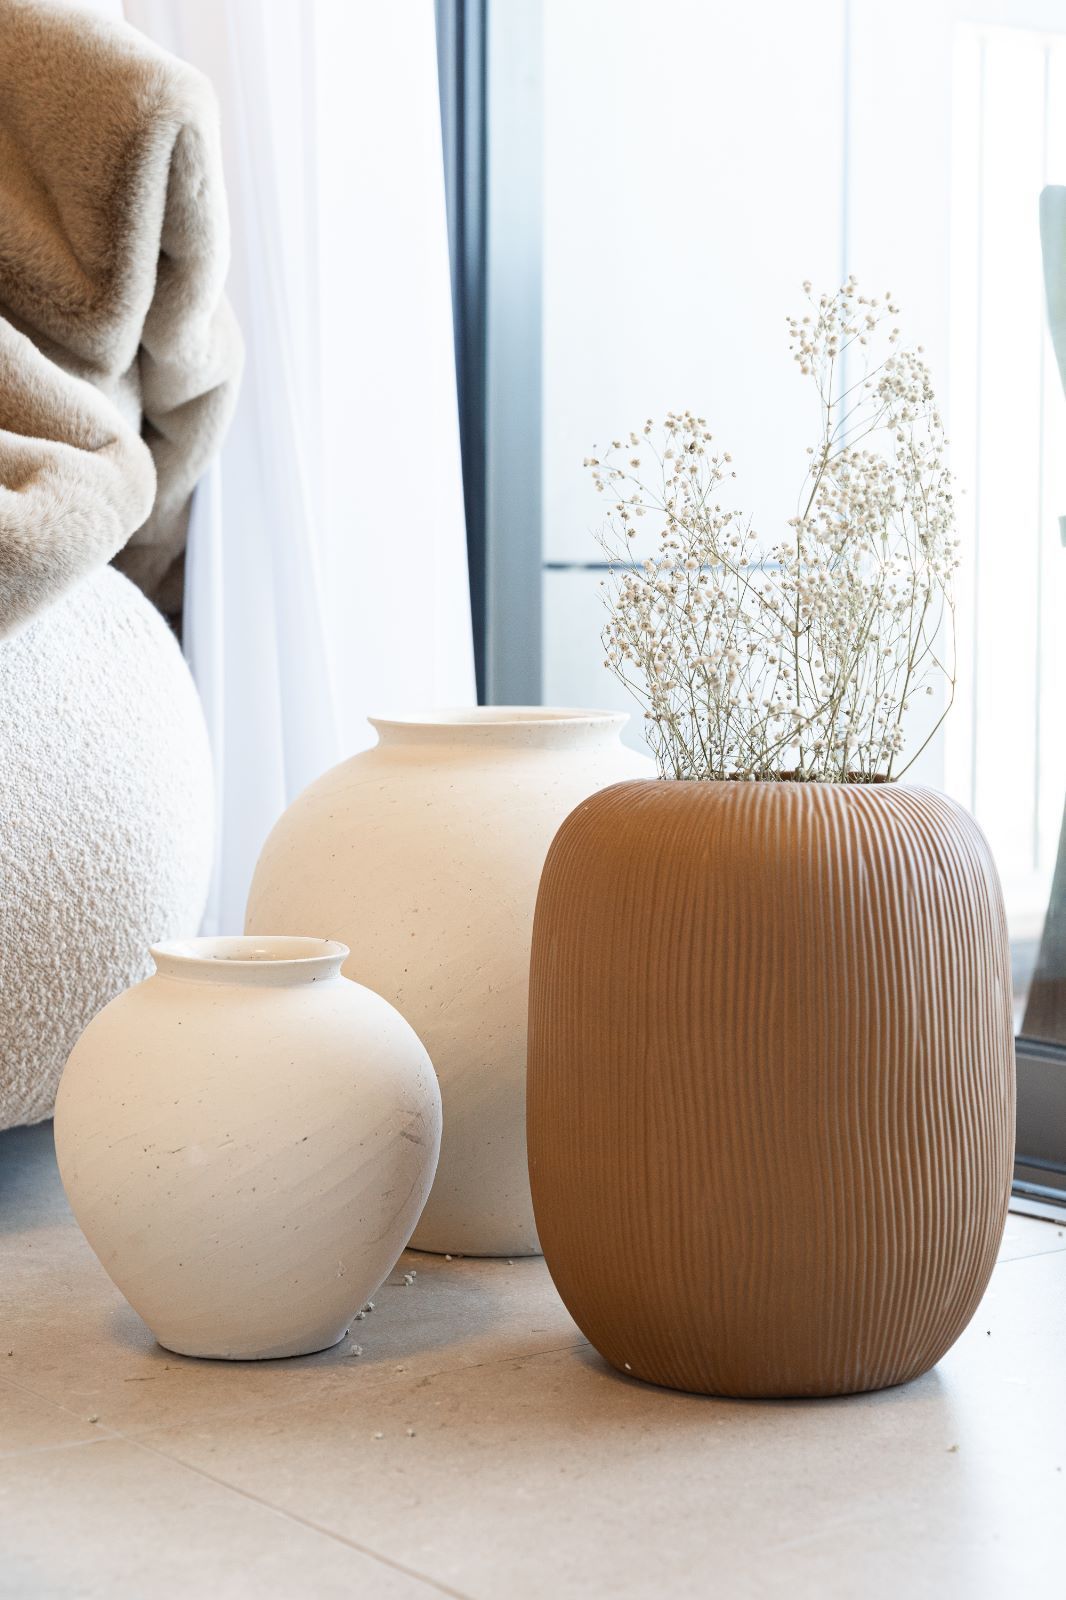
xmin=415 ymin=1337 xmax=591 ymax=1378
xmin=993 ymin=1245 xmax=1066 ymax=1266
xmin=0 ymin=1433 xmax=123 ymax=1463
xmin=0 ymin=1369 xmax=128 ymax=1437
xmin=0 ymin=1338 xmax=592 ymax=1448
xmin=105 ymin=1338 xmax=593 ymax=1440
xmin=124 ymin=1432 xmax=476 ymax=1600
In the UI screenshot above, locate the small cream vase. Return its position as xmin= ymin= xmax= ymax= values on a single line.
xmin=246 ymin=709 xmax=652 ymax=1256
xmin=54 ymin=937 xmax=442 ymax=1360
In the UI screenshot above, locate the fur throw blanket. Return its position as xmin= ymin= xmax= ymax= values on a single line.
xmin=0 ymin=0 xmax=241 ymax=633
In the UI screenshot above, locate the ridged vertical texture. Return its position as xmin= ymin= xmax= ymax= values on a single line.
xmin=527 ymin=781 xmax=1015 ymax=1397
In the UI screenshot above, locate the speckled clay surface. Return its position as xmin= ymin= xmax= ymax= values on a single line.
xmin=54 ymin=937 xmax=442 ymax=1360
xmin=0 ymin=565 xmax=213 ymax=1132
xmin=245 ymin=710 xmax=652 ymax=1257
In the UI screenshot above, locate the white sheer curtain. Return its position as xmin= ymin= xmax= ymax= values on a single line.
xmin=123 ymin=0 xmax=475 ymax=933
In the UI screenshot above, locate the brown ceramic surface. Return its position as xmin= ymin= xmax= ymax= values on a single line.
xmin=527 ymin=780 xmax=1016 ymax=1397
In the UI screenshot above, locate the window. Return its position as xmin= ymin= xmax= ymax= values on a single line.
xmin=442 ymin=0 xmax=1066 ymax=1205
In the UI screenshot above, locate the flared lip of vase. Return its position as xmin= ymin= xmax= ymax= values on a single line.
xmin=150 ymin=936 xmax=349 ymax=987
xmin=368 ymin=706 xmax=629 ymax=747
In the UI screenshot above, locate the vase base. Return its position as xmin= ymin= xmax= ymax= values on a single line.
xmin=155 ymin=1328 xmax=349 ymax=1362
xmin=409 ymin=1242 xmax=543 ymax=1262
xmin=603 ymin=1352 xmax=935 ymax=1400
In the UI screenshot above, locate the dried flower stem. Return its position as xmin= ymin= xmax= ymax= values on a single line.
xmin=587 ymin=278 xmax=959 ymax=783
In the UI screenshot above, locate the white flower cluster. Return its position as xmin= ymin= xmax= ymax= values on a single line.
xmin=587 ymin=279 xmax=959 ymax=783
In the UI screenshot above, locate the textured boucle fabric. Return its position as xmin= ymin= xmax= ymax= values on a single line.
xmin=0 ymin=0 xmax=242 ymax=630
xmin=0 ymin=565 xmax=213 ymax=1130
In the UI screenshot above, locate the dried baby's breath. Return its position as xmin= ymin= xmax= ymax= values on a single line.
xmin=588 ymin=279 xmax=958 ymax=782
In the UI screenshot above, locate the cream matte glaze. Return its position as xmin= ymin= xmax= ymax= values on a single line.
xmin=54 ymin=938 xmax=441 ymax=1360
xmin=246 ymin=710 xmax=652 ymax=1256
xmin=528 ymin=780 xmax=1016 ymax=1398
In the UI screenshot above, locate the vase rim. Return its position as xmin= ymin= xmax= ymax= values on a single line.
xmin=637 ymin=775 xmax=910 ymax=786
xmin=368 ymin=706 xmax=629 ymax=747
xmin=599 ymin=776 xmax=942 ymax=799
xmin=370 ymin=706 xmax=626 ymax=729
xmin=150 ymin=936 xmax=349 ymax=987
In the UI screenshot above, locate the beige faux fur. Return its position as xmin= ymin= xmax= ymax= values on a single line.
xmin=0 ymin=0 xmax=242 ymax=631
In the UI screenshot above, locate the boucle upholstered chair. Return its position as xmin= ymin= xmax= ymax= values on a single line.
xmin=0 ymin=4 xmax=237 ymax=1125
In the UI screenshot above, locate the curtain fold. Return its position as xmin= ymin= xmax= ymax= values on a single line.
xmin=124 ymin=0 xmax=475 ymax=932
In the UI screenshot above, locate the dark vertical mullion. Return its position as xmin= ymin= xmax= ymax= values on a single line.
xmin=436 ymin=0 xmax=488 ymax=701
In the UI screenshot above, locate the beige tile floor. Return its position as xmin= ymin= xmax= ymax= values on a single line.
xmin=1 ymin=1122 xmax=1064 ymax=1600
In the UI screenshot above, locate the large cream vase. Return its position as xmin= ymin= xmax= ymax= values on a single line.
xmin=246 ymin=709 xmax=652 ymax=1256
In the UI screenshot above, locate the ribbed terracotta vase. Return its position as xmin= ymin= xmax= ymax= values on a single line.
xmin=527 ymin=780 xmax=1015 ymax=1398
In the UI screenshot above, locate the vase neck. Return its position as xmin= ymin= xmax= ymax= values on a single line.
xmin=369 ymin=707 xmax=628 ymax=752
xmin=150 ymin=937 xmax=348 ymax=988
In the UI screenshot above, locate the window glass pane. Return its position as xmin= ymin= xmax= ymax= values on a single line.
xmin=948 ymin=24 xmax=1066 ymax=1036
xmin=539 ymin=0 xmax=1066 ymax=1055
